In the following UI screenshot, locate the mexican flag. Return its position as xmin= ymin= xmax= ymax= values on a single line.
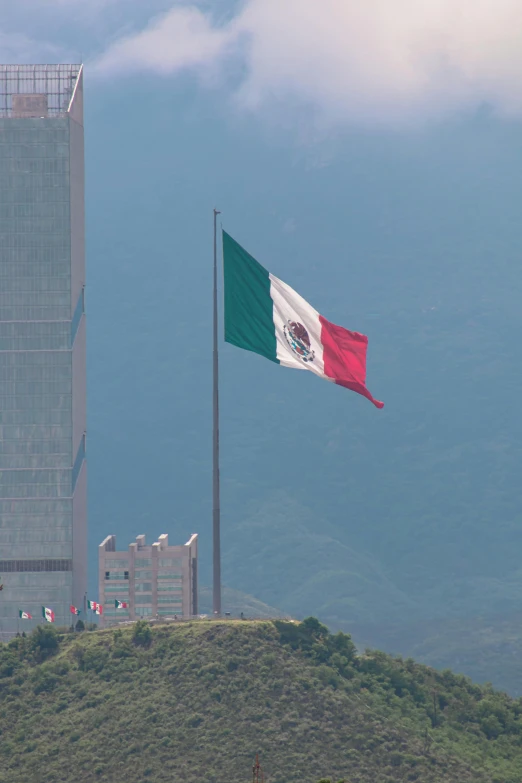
xmin=223 ymin=232 xmax=383 ymax=408
xmin=87 ymin=600 xmax=98 ymax=611
xmin=70 ymin=605 xmax=80 ymax=615
xmin=115 ymin=600 xmax=128 ymax=609
xmin=42 ymin=606 xmax=55 ymax=623
xmin=19 ymin=610 xmax=32 ymax=619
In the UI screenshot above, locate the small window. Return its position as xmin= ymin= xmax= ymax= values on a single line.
xmin=135 ymin=582 xmax=152 ymax=592
xmin=105 ymin=571 xmax=110 ymax=580
xmin=158 ymin=558 xmax=182 ymax=568
xmin=134 ymin=570 xmax=152 ymax=579
xmin=124 ymin=571 xmax=129 ymax=580
xmin=105 ymin=559 xmax=129 ymax=569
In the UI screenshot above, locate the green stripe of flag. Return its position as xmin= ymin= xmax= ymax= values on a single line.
xmin=223 ymin=231 xmax=278 ymax=364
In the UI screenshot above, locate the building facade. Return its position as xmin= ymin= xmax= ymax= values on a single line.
xmin=0 ymin=65 xmax=87 ymax=635
xmin=98 ymin=533 xmax=198 ymax=624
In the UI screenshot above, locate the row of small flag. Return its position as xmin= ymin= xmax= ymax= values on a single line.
xmin=18 ymin=600 xmax=129 ymax=622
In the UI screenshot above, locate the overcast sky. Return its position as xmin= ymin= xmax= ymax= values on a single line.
xmin=2 ymin=0 xmax=522 ymax=127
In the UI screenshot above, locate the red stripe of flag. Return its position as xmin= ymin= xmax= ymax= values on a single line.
xmin=319 ymin=316 xmax=384 ymax=409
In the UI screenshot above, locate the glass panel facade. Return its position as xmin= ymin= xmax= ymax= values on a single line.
xmin=105 ymin=559 xmax=128 ymax=569
xmin=135 ymin=570 xmax=152 ymax=579
xmin=135 ymin=558 xmax=152 ymax=568
xmin=158 ymin=597 xmax=182 ymax=605
xmin=135 ymin=582 xmax=152 ymax=592
xmin=103 ymin=585 xmax=129 ymax=593
xmin=158 ymin=558 xmax=182 ymax=568
xmin=0 ymin=65 xmax=86 ymax=636
xmin=157 ymin=584 xmax=182 ymax=592
xmin=0 ymin=559 xmax=72 ymax=571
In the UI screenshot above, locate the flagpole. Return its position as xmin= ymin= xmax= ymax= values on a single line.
xmin=213 ymin=208 xmax=222 ymax=617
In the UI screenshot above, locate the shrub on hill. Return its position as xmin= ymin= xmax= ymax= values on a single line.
xmin=132 ymin=619 xmax=152 ymax=647
xmin=0 ymin=619 xmax=520 ymax=782
xmin=29 ymin=625 xmax=59 ymax=662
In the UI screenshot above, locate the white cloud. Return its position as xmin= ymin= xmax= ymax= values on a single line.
xmin=92 ymin=0 xmax=522 ymax=125
xmin=1 ymin=0 xmax=522 ymax=125
xmin=93 ymin=6 xmax=232 ymax=76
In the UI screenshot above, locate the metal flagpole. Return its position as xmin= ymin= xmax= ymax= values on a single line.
xmin=213 ymin=208 xmax=222 ymax=616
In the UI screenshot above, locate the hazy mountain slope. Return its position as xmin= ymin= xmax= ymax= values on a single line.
xmin=84 ymin=80 xmax=522 ymax=682
xmin=198 ymin=585 xmax=288 ymax=618
xmin=222 ymin=494 xmax=415 ymax=626
xmin=351 ymin=611 xmax=522 ymax=698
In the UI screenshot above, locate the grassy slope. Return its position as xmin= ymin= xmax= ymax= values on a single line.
xmin=1 ymin=620 xmax=522 ymax=783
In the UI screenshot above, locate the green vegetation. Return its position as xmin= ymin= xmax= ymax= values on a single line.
xmin=351 ymin=610 xmax=522 ymax=697
xmin=1 ymin=619 xmax=522 ymax=782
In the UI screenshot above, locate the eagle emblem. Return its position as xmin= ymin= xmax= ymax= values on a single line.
xmin=283 ymin=320 xmax=315 ymax=363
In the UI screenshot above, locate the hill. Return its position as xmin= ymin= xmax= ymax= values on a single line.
xmin=2 ymin=619 xmax=522 ymax=783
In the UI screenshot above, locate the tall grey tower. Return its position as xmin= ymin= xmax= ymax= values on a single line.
xmin=0 ymin=64 xmax=87 ymax=635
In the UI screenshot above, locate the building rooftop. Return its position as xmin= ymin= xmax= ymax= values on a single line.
xmin=99 ymin=533 xmax=198 ymax=553
xmin=0 ymin=64 xmax=82 ymax=118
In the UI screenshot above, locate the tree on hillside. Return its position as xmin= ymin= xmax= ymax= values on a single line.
xmin=132 ymin=620 xmax=152 ymax=647
xmin=274 ymin=617 xmax=357 ymax=671
xmin=30 ymin=625 xmax=59 ymax=662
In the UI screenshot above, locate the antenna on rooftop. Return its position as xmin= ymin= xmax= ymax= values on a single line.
xmin=252 ymin=753 xmax=265 ymax=783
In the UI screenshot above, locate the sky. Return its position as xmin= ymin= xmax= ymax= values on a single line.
xmin=2 ymin=0 xmax=522 ymax=127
